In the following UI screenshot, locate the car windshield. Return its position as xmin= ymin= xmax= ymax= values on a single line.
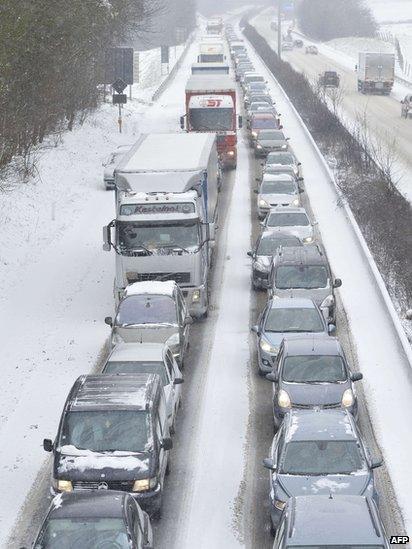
xmin=60 ymin=410 xmax=151 ymax=453
xmin=116 ymin=295 xmax=177 ymax=326
xmin=249 ymin=82 xmax=266 ymax=91
xmin=253 ymin=119 xmax=277 ymax=130
xmin=275 ymin=265 xmax=329 ymax=289
xmin=251 ymin=95 xmax=272 ymax=104
xmin=283 ymin=355 xmax=347 ymax=383
xmin=266 ymin=212 xmax=310 ymax=227
xmin=117 ymin=220 xmax=200 ymax=252
xmin=36 ymin=517 xmax=129 ymax=549
xmin=259 ymin=130 xmax=284 ymax=140
xmin=257 ymin=236 xmax=302 ymax=255
xmin=104 ymin=361 xmax=169 ymax=385
xmin=189 ymin=108 xmax=233 ymax=131
xmin=280 ymin=440 xmax=364 ymax=475
xmin=265 ymin=307 xmax=324 ymax=333
xmin=246 ymin=76 xmax=264 ymax=83
xmin=261 ymin=180 xmax=296 ymax=194
xmin=267 ymin=152 xmax=295 ymax=165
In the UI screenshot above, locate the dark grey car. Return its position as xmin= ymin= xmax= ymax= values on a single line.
xmin=248 ymin=231 xmax=303 ymax=290
xmin=263 ymin=409 xmax=382 ymax=532
xmin=266 ymin=335 xmax=363 ymax=422
xmin=254 ymin=130 xmax=290 ymax=157
xmin=273 ymin=495 xmax=389 ymax=548
xmin=251 ymin=298 xmax=335 ymax=375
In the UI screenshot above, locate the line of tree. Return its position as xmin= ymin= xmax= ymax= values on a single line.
xmin=295 ymin=0 xmax=377 ymax=41
xmin=0 ymin=0 xmax=196 ymax=172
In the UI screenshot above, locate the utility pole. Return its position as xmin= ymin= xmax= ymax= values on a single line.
xmin=278 ymin=0 xmax=282 ymax=59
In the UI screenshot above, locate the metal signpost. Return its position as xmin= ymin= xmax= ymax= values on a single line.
xmin=105 ymin=47 xmax=134 ymax=131
xmin=112 ymin=79 xmax=127 ymax=133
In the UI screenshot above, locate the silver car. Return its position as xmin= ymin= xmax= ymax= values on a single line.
xmin=254 ymin=129 xmax=290 ymax=157
xmin=102 ymin=342 xmax=183 ymax=432
xmin=264 ymin=151 xmax=301 ymax=178
xmin=105 ymin=280 xmax=193 ymax=367
xmin=261 ymin=207 xmax=315 ymax=243
xmin=255 ymin=174 xmax=301 ymax=218
xmin=102 ymin=144 xmax=132 ymax=190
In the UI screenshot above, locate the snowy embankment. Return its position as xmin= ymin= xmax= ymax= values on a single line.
xmin=246 ymin=33 xmax=412 ymax=537
xmin=0 ymin=38 xmax=188 ymax=547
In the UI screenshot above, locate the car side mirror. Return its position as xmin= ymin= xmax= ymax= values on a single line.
xmin=174 ymin=377 xmax=184 ymax=385
xmin=299 ymin=188 xmax=304 ymax=193
xmin=328 ymin=323 xmax=336 ymax=335
xmin=162 ymin=437 xmax=173 ymax=451
xmin=265 ymin=372 xmax=279 ymax=383
xmin=263 ymin=457 xmax=276 ymax=470
xmin=333 ymin=278 xmax=342 ymax=288
xmin=105 ymin=316 xmax=113 ymax=327
xmin=247 ymin=251 xmax=253 ymax=257
xmin=180 ymin=116 xmax=185 ymax=130
xmin=278 ymin=124 xmax=284 ymax=129
xmin=370 ymin=458 xmax=383 ymax=469
xmin=297 ymin=177 xmax=304 ymax=182
xmin=251 ymin=325 xmax=260 ymax=336
xmin=298 ymin=162 xmax=302 ymax=166
xmin=286 ymin=137 xmax=290 ymax=141
xmin=184 ymin=316 xmax=194 ymax=326
xmin=43 ymin=439 xmax=53 ymax=452
xmin=253 ymin=189 xmax=259 ymax=194
xmin=351 ymin=372 xmax=363 ymax=382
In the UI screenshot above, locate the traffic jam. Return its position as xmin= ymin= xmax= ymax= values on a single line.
xmin=28 ymin=16 xmax=393 ymax=549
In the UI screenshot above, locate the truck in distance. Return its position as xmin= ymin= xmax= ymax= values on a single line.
xmin=103 ymin=133 xmax=219 ymax=318
xmin=357 ymin=52 xmax=395 ymax=95
xmin=191 ymin=62 xmax=230 ymax=76
xmin=181 ymin=74 xmax=242 ymax=169
xmin=206 ymin=17 xmax=223 ymax=35
xmin=197 ymin=42 xmax=225 ymax=64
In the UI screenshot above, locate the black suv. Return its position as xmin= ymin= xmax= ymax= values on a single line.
xmin=43 ymin=374 xmax=172 ymax=517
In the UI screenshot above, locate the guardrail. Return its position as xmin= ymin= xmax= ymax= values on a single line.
xmin=243 ymin=28 xmax=412 ymax=370
xmin=151 ymin=32 xmax=195 ymax=102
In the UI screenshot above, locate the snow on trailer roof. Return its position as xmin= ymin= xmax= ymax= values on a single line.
xmin=185 ymin=74 xmax=235 ymax=92
xmin=125 ymin=280 xmax=176 ymax=298
xmin=117 ymin=133 xmax=216 ymax=174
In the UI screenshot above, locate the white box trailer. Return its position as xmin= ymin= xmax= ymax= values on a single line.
xmin=198 ymin=42 xmax=226 ymax=63
xmin=357 ymin=52 xmax=395 ymax=95
xmin=191 ymin=62 xmax=230 ymax=75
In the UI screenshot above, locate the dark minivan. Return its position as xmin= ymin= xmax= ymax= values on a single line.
xmin=43 ymin=374 xmax=172 ymax=517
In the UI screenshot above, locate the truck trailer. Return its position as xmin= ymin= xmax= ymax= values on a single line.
xmin=357 ymin=52 xmax=395 ymax=95
xmin=181 ymin=75 xmax=242 ymax=169
xmin=197 ymin=42 xmax=225 ymax=64
xmin=103 ymin=133 xmax=220 ymax=318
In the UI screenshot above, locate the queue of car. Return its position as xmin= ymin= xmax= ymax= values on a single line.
xmin=228 ymin=25 xmax=390 ymax=548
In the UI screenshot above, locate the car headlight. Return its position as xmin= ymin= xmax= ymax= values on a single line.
xmin=342 ymin=389 xmax=354 ymax=408
xmin=256 ymin=144 xmax=262 ymax=149
xmin=281 ymin=144 xmax=287 ymax=149
xmin=274 ymin=499 xmax=286 ymax=510
xmin=133 ymin=477 xmax=157 ymax=492
xmin=56 ymin=479 xmax=73 ymax=492
xmin=251 ymin=131 xmax=258 ymax=138
xmin=303 ymin=236 xmax=313 ymax=243
xmin=278 ymin=389 xmax=291 ymax=409
xmin=321 ymin=295 xmax=335 ymax=309
xmin=292 ymin=198 xmax=299 ymax=206
xmin=260 ymin=339 xmax=278 ymax=354
xmin=259 ymin=198 xmax=268 ymax=207
xmin=192 ymin=289 xmax=201 ymax=303
xmin=228 ymin=150 xmax=235 ymax=156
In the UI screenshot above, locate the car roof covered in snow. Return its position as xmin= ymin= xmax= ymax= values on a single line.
xmin=124 ymin=280 xmax=177 ymax=298
xmin=283 ymin=409 xmax=356 ymax=442
xmin=105 ymin=342 xmax=166 ymax=364
xmin=48 ymin=491 xmax=127 ymax=519
xmin=282 ymin=335 xmax=343 ymax=357
xmin=67 ymin=374 xmax=161 ymax=412
xmin=268 ymin=297 xmax=318 ymax=310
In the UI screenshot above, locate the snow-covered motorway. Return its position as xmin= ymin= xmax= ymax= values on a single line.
xmin=251 ymin=11 xmax=412 ymax=201
xmin=6 ymin=18 xmax=411 ymax=549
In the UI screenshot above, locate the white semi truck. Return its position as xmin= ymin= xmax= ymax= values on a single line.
xmin=103 ymin=133 xmax=219 ymax=318
xmin=357 ymin=52 xmax=395 ymax=95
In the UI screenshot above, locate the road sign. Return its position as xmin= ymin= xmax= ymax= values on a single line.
xmin=112 ymin=93 xmax=127 ymax=104
xmin=105 ymin=47 xmax=134 ymax=84
xmin=112 ymin=78 xmax=127 ymax=94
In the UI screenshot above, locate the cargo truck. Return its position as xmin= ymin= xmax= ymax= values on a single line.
xmin=103 ymin=133 xmax=219 ymax=318
xmin=181 ymin=75 xmax=242 ymax=169
xmin=357 ymin=52 xmax=395 ymax=95
xmin=197 ymin=42 xmax=225 ymax=63
xmin=206 ymin=18 xmax=223 ymax=35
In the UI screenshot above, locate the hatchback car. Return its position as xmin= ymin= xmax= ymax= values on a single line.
xmin=255 ymin=174 xmax=301 ymax=218
xmin=261 ymin=207 xmax=315 ymax=244
xmin=248 ymin=92 xmax=274 ymax=107
xmin=264 ymin=151 xmax=301 ymax=178
xmin=102 ymin=342 xmax=184 ymax=432
xmin=43 ymin=374 xmax=172 ymax=517
xmin=251 ymin=298 xmax=334 ymax=375
xmin=273 ymin=495 xmax=389 ymax=547
xmin=264 ymin=409 xmax=381 ymax=530
xmin=247 ymin=102 xmax=274 ymax=126
xmin=32 ymin=491 xmax=153 ymax=549
xmin=105 ymin=280 xmax=192 ymax=367
xmin=248 ymin=231 xmax=303 ymax=290
xmin=254 ymin=130 xmax=289 ymax=157
xmin=103 ymin=145 xmax=132 ymax=190
xmin=244 ymin=83 xmax=269 ymax=107
xmin=250 ymin=114 xmax=280 ymax=144
xmin=266 ymin=335 xmax=363 ymax=422
xmin=267 ymin=245 xmax=342 ymax=322
xmin=242 ymin=72 xmax=266 ymax=91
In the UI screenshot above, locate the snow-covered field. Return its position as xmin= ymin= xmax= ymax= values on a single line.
xmin=365 ymin=0 xmax=412 ymax=23
xmin=0 ymin=40 xmax=187 ymax=547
